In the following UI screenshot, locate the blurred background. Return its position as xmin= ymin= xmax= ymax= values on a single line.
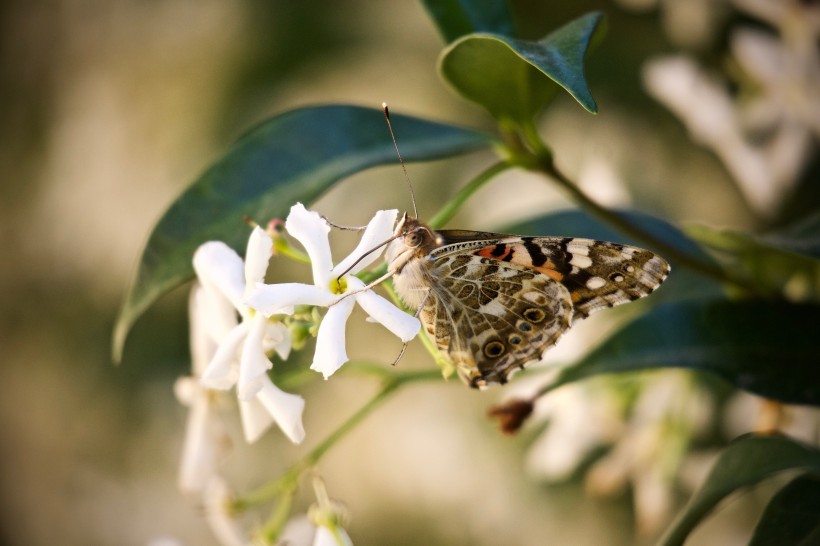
xmin=1 ymin=0 xmax=816 ymax=545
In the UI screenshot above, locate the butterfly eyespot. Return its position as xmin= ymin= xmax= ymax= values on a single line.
xmin=523 ymin=308 xmax=546 ymax=323
xmin=483 ymin=340 xmax=505 ymax=358
xmin=516 ymin=320 xmax=533 ymax=332
xmin=508 ymin=334 xmax=523 ymax=345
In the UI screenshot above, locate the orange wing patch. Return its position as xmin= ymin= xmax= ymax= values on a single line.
xmin=474 ymin=243 xmax=565 ymax=282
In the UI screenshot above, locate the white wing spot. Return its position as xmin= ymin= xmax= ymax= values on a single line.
xmin=586 ymin=276 xmax=606 ymax=289
xmin=570 ymin=254 xmax=593 ymax=269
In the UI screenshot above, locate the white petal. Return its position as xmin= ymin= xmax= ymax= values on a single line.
xmin=311 ymin=297 xmax=356 ymax=379
xmin=255 ymin=379 xmax=306 ymax=444
xmin=204 ymin=477 xmax=248 ymax=546
xmin=332 ymin=209 xmax=398 ymax=276
xmin=354 ymin=289 xmax=420 ymax=342
xmin=314 ymin=525 xmax=353 ymax=546
xmin=201 ymin=322 xmax=249 ymax=390
xmin=237 ymin=315 xmax=273 ymax=401
xmin=188 ymin=284 xmax=224 ymax=376
xmin=264 ymin=320 xmax=292 ymax=361
xmin=286 ymin=203 xmax=334 ymax=286
xmin=196 ymin=280 xmax=240 ymax=342
xmin=247 ymin=283 xmax=336 ymax=316
xmin=279 ymin=516 xmax=316 ymax=546
xmin=244 ymin=226 xmax=274 ymax=295
xmin=178 ymin=393 xmax=217 ymax=493
xmin=193 ymin=242 xmax=246 ymax=311
xmin=238 ymin=395 xmax=274 ymax=444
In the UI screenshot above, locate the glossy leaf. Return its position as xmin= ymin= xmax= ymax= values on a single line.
xmin=687 ymin=224 xmax=820 ymax=300
xmin=421 ymin=0 xmax=516 ymax=42
xmin=658 ymin=435 xmax=820 ymax=546
xmin=749 ymin=474 xmax=820 ymax=546
xmin=507 ymin=208 xmax=722 ymax=300
xmin=439 ymin=12 xmax=604 ymax=121
xmin=545 ymin=299 xmax=820 ymax=406
xmin=113 ymin=105 xmax=493 ymax=361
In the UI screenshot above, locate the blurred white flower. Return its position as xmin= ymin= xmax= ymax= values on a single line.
xmin=193 ymin=227 xmax=305 ymax=444
xmin=204 ymin=477 xmax=250 ymax=546
xmin=248 ymin=203 xmax=420 ymax=379
xmin=174 ymin=283 xmax=230 ymax=493
xmin=524 ymin=371 xmax=713 ymax=536
xmin=643 ymin=0 xmax=820 ymax=215
xmin=279 ymin=516 xmax=353 ymax=546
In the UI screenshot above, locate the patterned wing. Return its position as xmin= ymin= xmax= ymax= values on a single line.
xmin=421 ymin=253 xmax=573 ymax=388
xmin=454 ymin=234 xmax=670 ymax=321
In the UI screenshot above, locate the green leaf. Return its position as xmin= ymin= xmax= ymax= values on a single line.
xmin=546 ymin=299 xmax=820 ymax=406
xmin=749 ymin=474 xmax=820 ymax=546
xmin=113 ymin=105 xmax=493 ymax=362
xmin=421 ymin=0 xmax=516 ymax=42
xmin=506 ymin=208 xmax=722 ymax=301
xmin=686 ymin=224 xmax=820 ymax=300
xmin=438 ymin=12 xmax=604 ymax=122
xmin=658 ymin=435 xmax=820 ymax=546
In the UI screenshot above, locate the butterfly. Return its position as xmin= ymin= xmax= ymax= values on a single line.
xmin=384 ymin=214 xmax=670 ymax=388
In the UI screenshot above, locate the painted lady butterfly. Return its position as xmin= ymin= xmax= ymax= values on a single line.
xmin=385 ymin=215 xmax=670 ymax=388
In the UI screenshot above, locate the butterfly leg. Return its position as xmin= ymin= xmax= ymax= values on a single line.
xmin=390 ymin=288 xmax=432 ymax=367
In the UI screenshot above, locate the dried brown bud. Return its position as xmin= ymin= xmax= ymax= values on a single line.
xmin=487 ymin=398 xmax=534 ymax=434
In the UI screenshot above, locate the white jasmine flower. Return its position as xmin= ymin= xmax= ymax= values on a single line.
xmin=193 ymin=227 xmax=305 ymax=444
xmin=203 ymin=477 xmax=250 ymax=546
xmin=524 ymin=372 xmax=713 ymax=535
xmin=313 ymin=524 xmax=353 ymax=546
xmin=279 ymin=516 xmax=353 ymax=546
xmin=174 ymin=284 xmax=228 ymax=493
xmin=248 ymin=203 xmax=420 ymax=379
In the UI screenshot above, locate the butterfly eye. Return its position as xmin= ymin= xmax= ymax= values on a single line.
xmin=405 ymin=231 xmax=423 ymax=248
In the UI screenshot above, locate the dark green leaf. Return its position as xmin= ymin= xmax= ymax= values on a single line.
xmin=113 ymin=105 xmax=493 ymax=361
xmin=506 ymin=208 xmax=722 ymax=300
xmin=750 ymin=474 xmax=820 ymax=546
xmin=658 ymin=435 xmax=820 ymax=546
xmin=438 ymin=12 xmax=604 ymax=122
xmin=687 ymin=224 xmax=820 ymax=300
xmin=421 ymin=0 xmax=516 ymax=42
xmin=546 ymin=300 xmax=820 ymax=406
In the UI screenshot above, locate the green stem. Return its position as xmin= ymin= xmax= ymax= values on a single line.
xmin=533 ymin=154 xmax=764 ymax=295
xmin=234 ymin=370 xmax=435 ymax=512
xmin=428 ymin=161 xmax=511 ymax=229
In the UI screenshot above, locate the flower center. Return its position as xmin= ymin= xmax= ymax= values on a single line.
xmin=329 ymin=276 xmax=348 ymax=295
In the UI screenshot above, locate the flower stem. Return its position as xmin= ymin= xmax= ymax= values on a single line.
xmin=233 ymin=369 xmax=436 ymax=512
xmin=428 ymin=161 xmax=511 ymax=229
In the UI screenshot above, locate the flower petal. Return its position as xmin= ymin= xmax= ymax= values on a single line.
xmin=311 ymin=297 xmax=356 ymax=379
xmin=244 ymin=226 xmax=273 ymax=296
xmin=314 ymin=525 xmax=353 ymax=546
xmin=193 ymin=242 xmax=246 ymax=312
xmin=264 ymin=320 xmax=292 ymax=361
xmin=189 ymin=284 xmax=228 ymax=375
xmin=255 ymin=379 xmax=306 ymax=444
xmin=201 ymin=322 xmax=249 ymax=390
xmin=237 ymin=314 xmax=273 ymax=401
xmin=204 ymin=477 xmax=248 ymax=546
xmin=238 ymin=395 xmax=274 ymax=444
xmin=332 ymin=209 xmax=398 ymax=277
xmin=247 ymin=283 xmax=336 ymax=316
xmin=286 ymin=203 xmax=333 ymax=286
xmin=354 ymin=289 xmax=420 ymax=343
xmin=178 ymin=391 xmax=217 ymax=493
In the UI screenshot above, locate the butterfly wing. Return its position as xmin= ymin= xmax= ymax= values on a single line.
xmin=421 ymin=252 xmax=573 ymax=388
xmin=423 ymin=231 xmax=670 ymax=386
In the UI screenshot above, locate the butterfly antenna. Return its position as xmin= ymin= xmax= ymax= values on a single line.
xmin=382 ymin=102 xmax=418 ymax=219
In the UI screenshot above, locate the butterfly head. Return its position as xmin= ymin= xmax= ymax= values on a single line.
xmin=385 ymin=213 xmax=441 ymax=273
